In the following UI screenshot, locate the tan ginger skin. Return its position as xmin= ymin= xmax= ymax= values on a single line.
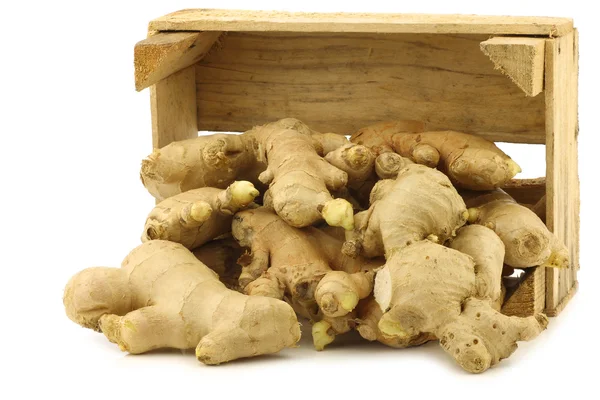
xmin=464 ymin=189 xmax=569 ymax=269
xmin=449 ymin=224 xmax=505 ymax=304
xmin=141 ymin=118 xmax=354 ymax=230
xmin=192 ymin=238 xmax=244 ymax=290
xmin=375 ymin=241 xmax=548 ymax=374
xmin=63 ymin=240 xmax=300 ymax=365
xmin=339 ymin=161 xmax=546 ymax=372
xmin=142 ymin=181 xmax=259 ymax=249
xmin=232 ymin=208 xmax=379 ymax=321
xmin=351 ymin=121 xmax=521 ymax=190
xmin=343 ymin=163 xmax=468 ymax=259
xmin=356 ymin=297 xmax=434 ymax=348
xmin=325 ymin=143 xmax=414 ymax=207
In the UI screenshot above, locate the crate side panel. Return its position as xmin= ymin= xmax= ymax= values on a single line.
xmin=544 ymin=31 xmax=579 ymax=315
xmin=151 ymin=66 xmax=198 ymax=149
xmin=194 ymin=32 xmax=545 ymax=142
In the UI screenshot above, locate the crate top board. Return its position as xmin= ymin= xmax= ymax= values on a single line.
xmin=148 ymin=9 xmax=573 ymax=36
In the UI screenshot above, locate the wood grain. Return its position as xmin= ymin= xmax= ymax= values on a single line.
xmin=149 ymin=9 xmax=572 ymax=37
xmin=150 ymin=66 xmax=198 ymax=149
xmin=502 ymin=267 xmax=545 ymax=317
xmin=544 ymin=31 xmax=579 ymax=316
xmin=135 ymin=31 xmax=222 ymax=91
xmin=503 ymin=177 xmax=546 ymax=205
xmin=194 ymin=32 xmax=545 ymax=142
xmin=545 ymin=282 xmax=578 ymax=317
xmin=480 ymin=37 xmax=545 ymax=97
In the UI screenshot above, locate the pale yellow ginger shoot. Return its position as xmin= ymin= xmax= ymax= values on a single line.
xmin=506 ymin=158 xmax=522 ymax=177
xmin=321 ymin=199 xmax=355 ymax=231
xmin=217 ymin=180 xmax=260 ymax=214
xmin=312 ymin=320 xmax=336 ymax=351
xmin=189 ymin=201 xmax=213 ymax=223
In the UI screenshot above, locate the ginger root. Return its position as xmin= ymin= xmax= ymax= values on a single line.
xmin=356 ymin=297 xmax=433 ymax=348
xmin=64 ymin=240 xmax=300 ymax=364
xmin=141 ymin=118 xmax=354 ymax=229
xmin=465 ymin=189 xmax=568 ymax=269
xmin=449 ymin=225 xmax=505 ymax=303
xmin=67 ymin=115 xmax=557 ymax=373
xmin=232 ymin=208 xmax=378 ymax=319
xmin=349 ymin=120 xmax=426 ymax=155
xmin=141 ymin=134 xmax=265 ymax=201
xmin=338 ymin=159 xmax=545 ymax=373
xmin=343 ymin=163 xmax=468 ymax=259
xmin=351 ymin=122 xmax=520 ymax=190
xmin=325 ymin=144 xmax=413 ymax=208
xmin=312 ymin=313 xmax=357 ymax=351
xmin=375 ymin=241 xmax=548 ymax=373
xmin=142 ymin=181 xmax=259 ymax=249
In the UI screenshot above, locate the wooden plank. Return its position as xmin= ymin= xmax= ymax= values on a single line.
xmin=150 ymin=66 xmax=198 ymax=149
xmin=573 ymin=29 xmax=580 ymax=276
xmin=531 ymin=195 xmax=547 ymax=223
xmin=194 ymin=32 xmax=545 ymax=142
xmin=502 ymin=177 xmax=546 ymax=205
xmin=544 ymin=31 xmax=579 ymax=315
xmin=135 ymin=31 xmax=222 ymax=91
xmin=502 ymin=267 xmax=545 ymax=317
xmin=150 ymin=9 xmax=572 ymax=37
xmin=480 ymin=37 xmax=545 ymax=97
xmin=545 ymin=282 xmax=578 ymax=317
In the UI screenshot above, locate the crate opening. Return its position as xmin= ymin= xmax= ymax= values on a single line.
xmin=495 ymin=142 xmax=546 ymax=180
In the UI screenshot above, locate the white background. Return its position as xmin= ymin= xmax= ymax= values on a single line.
xmin=1 ymin=1 xmax=597 ymax=399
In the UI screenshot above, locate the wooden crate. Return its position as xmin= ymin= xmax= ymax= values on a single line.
xmin=134 ymin=9 xmax=579 ymax=317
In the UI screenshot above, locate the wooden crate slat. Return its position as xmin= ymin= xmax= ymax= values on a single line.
xmin=480 ymin=37 xmax=545 ymax=97
xmin=150 ymin=66 xmax=198 ymax=149
xmin=194 ymin=32 xmax=545 ymax=142
xmin=544 ymin=31 xmax=579 ymax=315
xmin=150 ymin=9 xmax=572 ymax=37
xmin=502 ymin=267 xmax=545 ymax=317
xmin=135 ymin=31 xmax=222 ymax=91
xmin=546 ymin=282 xmax=578 ymax=317
xmin=502 ymin=177 xmax=546 ymax=205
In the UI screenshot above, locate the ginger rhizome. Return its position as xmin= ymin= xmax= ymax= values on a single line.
xmin=141 ymin=118 xmax=354 ymax=229
xmin=465 ymin=189 xmax=569 ymax=269
xmin=64 ymin=240 xmax=300 ymax=364
xmin=232 ymin=208 xmax=378 ymax=320
xmin=356 ymin=297 xmax=433 ymax=348
xmin=351 ymin=121 xmax=521 ymax=190
xmin=343 ymin=163 xmax=468 ymax=259
xmin=449 ymin=225 xmax=505 ymax=304
xmin=324 ymin=144 xmax=413 ymax=207
xmin=140 ymin=134 xmax=265 ymax=201
xmin=142 ymin=181 xmax=259 ymax=249
xmin=65 ymin=115 xmax=557 ymax=373
xmin=340 ymin=160 xmax=546 ymax=373
xmin=375 ymin=241 xmax=548 ymax=373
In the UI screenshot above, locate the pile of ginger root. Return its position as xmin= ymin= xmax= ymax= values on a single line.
xmin=64 ymin=118 xmax=568 ymax=373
